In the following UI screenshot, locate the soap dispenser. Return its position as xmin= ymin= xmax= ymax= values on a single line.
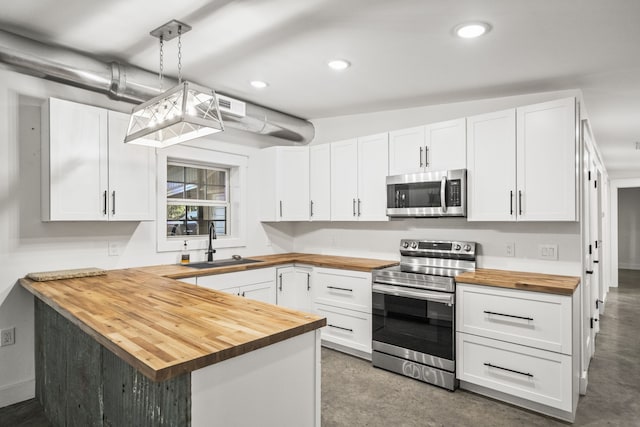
xmin=180 ymin=240 xmax=190 ymax=264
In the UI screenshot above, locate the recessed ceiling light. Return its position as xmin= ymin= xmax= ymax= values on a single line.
xmin=250 ymin=80 xmax=268 ymax=89
xmin=328 ymin=59 xmax=351 ymax=71
xmin=455 ymin=22 xmax=491 ymax=39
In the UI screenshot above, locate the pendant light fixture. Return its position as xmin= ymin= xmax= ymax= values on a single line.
xmin=125 ymin=20 xmax=224 ymax=147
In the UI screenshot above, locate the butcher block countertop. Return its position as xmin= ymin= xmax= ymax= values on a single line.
xmin=20 ymin=269 xmax=326 ymax=382
xmin=456 ymin=268 xmax=580 ymax=296
xmin=134 ymin=252 xmax=399 ymax=279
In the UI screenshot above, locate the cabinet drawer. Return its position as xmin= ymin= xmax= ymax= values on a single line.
xmin=197 ymin=267 xmax=276 ymax=291
xmin=313 ymin=268 xmax=371 ymax=313
xmin=457 ymin=333 xmax=572 ymax=412
xmin=314 ymin=303 xmax=371 ymax=354
xmin=457 ymin=283 xmax=571 ymax=354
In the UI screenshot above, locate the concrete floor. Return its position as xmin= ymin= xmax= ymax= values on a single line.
xmin=2 ymin=270 xmax=639 ymax=426
xmin=321 ymin=270 xmax=640 ymax=427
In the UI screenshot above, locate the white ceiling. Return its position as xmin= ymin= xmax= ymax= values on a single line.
xmin=1 ymin=0 xmax=639 ymax=177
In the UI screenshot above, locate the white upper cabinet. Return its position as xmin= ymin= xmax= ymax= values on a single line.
xmin=330 ymin=134 xmax=388 ymax=221
xmin=42 ymin=98 xmax=155 ymax=221
xmin=357 ymin=133 xmax=389 ymax=221
xmin=516 ymin=98 xmax=577 ymax=221
xmin=424 ymin=118 xmax=466 ymax=171
xmin=259 ymin=146 xmax=310 ymax=221
xmin=467 ymin=109 xmax=517 ymax=221
xmin=388 ymin=119 xmax=466 ymax=175
xmin=467 ymin=98 xmax=576 ymax=221
xmin=309 ymin=144 xmax=331 ymax=221
xmin=388 ymin=126 xmax=425 ymax=175
xmin=330 ymin=139 xmax=359 ymax=220
xmin=106 ymin=111 xmax=155 ymax=221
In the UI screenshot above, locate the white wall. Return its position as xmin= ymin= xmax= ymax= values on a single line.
xmin=618 ymin=187 xmax=640 ymax=269
xmin=0 ymin=68 xmax=295 ymax=407
xmin=295 ymin=89 xmax=585 ymax=274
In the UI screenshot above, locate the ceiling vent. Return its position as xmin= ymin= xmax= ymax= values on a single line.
xmin=217 ymin=94 xmax=246 ymax=118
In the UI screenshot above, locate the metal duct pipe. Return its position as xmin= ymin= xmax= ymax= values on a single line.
xmin=0 ymin=29 xmax=314 ymax=144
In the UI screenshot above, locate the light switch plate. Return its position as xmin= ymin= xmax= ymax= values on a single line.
xmin=505 ymin=242 xmax=515 ymax=257
xmin=539 ymin=244 xmax=559 ymax=260
xmin=0 ymin=327 xmax=15 ymax=346
xmin=108 ymin=241 xmax=121 ymax=256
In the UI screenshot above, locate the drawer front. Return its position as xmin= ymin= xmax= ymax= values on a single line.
xmin=314 ymin=303 xmax=371 ymax=354
xmin=457 ymin=333 xmax=572 ymax=411
xmin=197 ymin=267 xmax=276 ymax=291
xmin=457 ymin=283 xmax=571 ymax=354
xmin=314 ymin=268 xmax=371 ymax=313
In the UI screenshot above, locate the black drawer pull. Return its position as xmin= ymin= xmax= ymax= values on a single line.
xmin=484 ymin=311 xmax=533 ymax=321
xmin=328 ymin=324 xmax=353 ymax=332
xmin=484 ymin=362 xmax=533 ymax=378
xmin=327 ymin=286 xmax=353 ymax=292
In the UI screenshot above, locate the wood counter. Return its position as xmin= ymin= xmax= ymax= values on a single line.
xmin=20 ymin=269 xmax=326 ymax=382
xmin=456 ymin=268 xmax=580 ymax=296
xmin=134 ymin=252 xmax=399 ymax=279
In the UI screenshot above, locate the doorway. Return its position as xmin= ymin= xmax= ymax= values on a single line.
xmin=617 ymin=187 xmax=640 ymax=288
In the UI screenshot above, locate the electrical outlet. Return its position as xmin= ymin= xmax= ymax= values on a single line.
xmin=505 ymin=242 xmax=515 ymax=257
xmin=1 ymin=327 xmax=15 ymax=346
xmin=539 ymin=244 xmax=559 ymax=260
xmin=108 ymin=241 xmax=121 ymax=256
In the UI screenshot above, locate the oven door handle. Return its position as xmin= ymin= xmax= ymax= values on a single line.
xmin=372 ymin=283 xmax=454 ymax=305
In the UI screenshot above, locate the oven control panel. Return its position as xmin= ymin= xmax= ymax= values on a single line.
xmin=400 ymin=239 xmax=476 ymax=257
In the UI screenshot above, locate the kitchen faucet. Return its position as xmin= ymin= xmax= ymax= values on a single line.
xmin=205 ymin=222 xmax=217 ymax=262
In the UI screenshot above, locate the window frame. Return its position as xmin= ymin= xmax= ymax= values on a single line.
xmin=166 ymin=161 xmax=231 ymax=238
xmin=156 ymin=144 xmax=247 ymax=253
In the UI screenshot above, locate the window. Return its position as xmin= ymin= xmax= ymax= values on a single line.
xmin=166 ymin=162 xmax=230 ymax=237
xmin=156 ymin=143 xmax=247 ymax=253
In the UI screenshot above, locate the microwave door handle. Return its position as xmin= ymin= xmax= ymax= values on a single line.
xmin=440 ymin=176 xmax=447 ymax=213
xmin=395 ymin=190 xmax=399 ymax=208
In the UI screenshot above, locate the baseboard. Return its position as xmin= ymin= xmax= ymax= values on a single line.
xmin=0 ymin=378 xmax=35 ymax=408
xmin=579 ymin=371 xmax=588 ymax=395
xmin=618 ymin=263 xmax=640 ymax=270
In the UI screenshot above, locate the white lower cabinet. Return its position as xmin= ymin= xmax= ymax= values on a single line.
xmin=457 ymin=333 xmax=573 ymax=412
xmin=196 ymin=268 xmax=276 ymax=305
xmin=456 ymin=282 xmax=579 ymax=422
xmin=313 ymin=267 xmax=372 ymax=358
xmin=276 ymin=265 xmax=313 ymax=312
xmin=314 ymin=304 xmax=371 ymax=355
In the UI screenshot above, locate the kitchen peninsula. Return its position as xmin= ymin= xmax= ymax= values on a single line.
xmin=20 ymin=267 xmax=326 ymax=427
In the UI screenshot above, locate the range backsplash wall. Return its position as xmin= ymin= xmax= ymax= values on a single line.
xmin=291 ymin=219 xmax=581 ymax=274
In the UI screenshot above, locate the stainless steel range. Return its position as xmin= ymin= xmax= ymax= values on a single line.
xmin=372 ymin=239 xmax=476 ymax=391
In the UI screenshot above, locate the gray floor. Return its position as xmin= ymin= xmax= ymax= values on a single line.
xmin=2 ymin=271 xmax=639 ymax=426
xmin=322 ymin=270 xmax=640 ymax=427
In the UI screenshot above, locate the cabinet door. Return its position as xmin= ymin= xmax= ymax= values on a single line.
xmin=330 ymin=139 xmax=358 ymax=221
xmin=516 ymin=98 xmax=576 ymax=221
xmin=388 ymin=126 xmax=425 ymax=175
xmin=277 ymin=266 xmax=312 ymax=312
xmin=357 ymin=133 xmax=389 ymax=221
xmin=240 ymin=281 xmax=276 ymax=305
xmin=43 ymin=98 xmax=108 ymax=221
xmin=277 ymin=147 xmax=310 ymax=221
xmin=425 ymin=118 xmax=466 ymax=171
xmin=107 ymin=111 xmax=156 ymax=221
xmin=309 ymin=144 xmax=331 ymax=221
xmin=466 ymin=109 xmax=517 ymax=221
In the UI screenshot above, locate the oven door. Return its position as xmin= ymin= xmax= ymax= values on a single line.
xmin=372 ymin=283 xmax=455 ymax=372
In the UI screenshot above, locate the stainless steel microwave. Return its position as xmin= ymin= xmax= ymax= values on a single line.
xmin=386 ymin=169 xmax=466 ymax=218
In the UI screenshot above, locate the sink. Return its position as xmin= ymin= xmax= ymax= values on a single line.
xmin=184 ymin=258 xmax=263 ymax=269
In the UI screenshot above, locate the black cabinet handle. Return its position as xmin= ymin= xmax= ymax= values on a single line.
xmin=593 ymin=260 xmax=599 ymax=264
xmin=518 ymin=190 xmax=523 ymax=215
xmin=307 ymin=273 xmax=311 ymax=291
xmin=586 ymin=270 xmax=594 ymax=275
xmin=484 ymin=310 xmax=533 ymax=321
xmin=278 ymin=274 xmax=283 ymax=291
xmin=484 ymin=362 xmax=533 ymax=378
xmin=103 ymin=190 xmax=107 ymax=215
xmin=509 ymin=190 xmax=513 ymax=215
xmin=327 ymin=286 xmax=353 ymax=292
xmin=111 ymin=191 xmax=116 ymax=215
xmin=328 ymin=324 xmax=353 ymax=332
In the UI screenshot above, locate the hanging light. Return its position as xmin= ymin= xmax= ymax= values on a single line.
xmin=125 ymin=20 xmax=224 ymax=148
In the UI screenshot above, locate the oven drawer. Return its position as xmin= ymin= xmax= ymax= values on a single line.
xmin=457 ymin=333 xmax=573 ymax=412
xmin=456 ymin=283 xmax=572 ymax=354
xmin=314 ymin=303 xmax=371 ymax=354
xmin=313 ymin=268 xmax=371 ymax=313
